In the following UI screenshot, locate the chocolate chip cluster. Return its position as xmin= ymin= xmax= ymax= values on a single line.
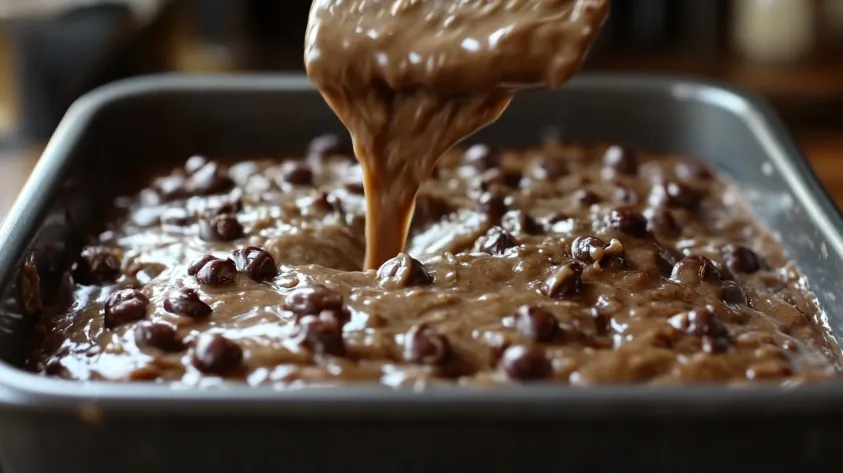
xmin=32 ymin=136 xmax=840 ymax=386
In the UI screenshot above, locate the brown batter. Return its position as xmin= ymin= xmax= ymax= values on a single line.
xmin=29 ymin=143 xmax=842 ymax=386
xmin=304 ymin=0 xmax=610 ymax=269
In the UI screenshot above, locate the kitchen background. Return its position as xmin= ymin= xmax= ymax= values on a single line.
xmin=0 ymin=0 xmax=841 ymax=215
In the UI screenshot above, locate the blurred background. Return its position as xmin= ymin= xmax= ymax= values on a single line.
xmin=0 ymin=0 xmax=842 ymax=213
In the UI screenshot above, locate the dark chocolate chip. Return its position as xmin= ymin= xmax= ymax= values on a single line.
xmin=308 ymin=133 xmax=349 ymax=158
xmin=344 ymin=180 xmax=366 ymax=195
xmin=670 ymin=255 xmax=722 ymax=286
xmin=501 ymin=210 xmax=543 ymax=235
xmin=572 ymin=236 xmax=609 ymax=264
xmin=675 ymin=159 xmax=713 ymax=181
xmin=73 ymin=247 xmax=121 ymax=285
xmin=284 ymin=284 xmax=344 ymax=319
xmin=187 ymin=255 xmax=219 ymax=276
xmin=205 ymin=195 xmax=244 ymax=217
xmin=500 ymin=345 xmax=552 ymax=381
xmin=723 ymin=244 xmax=761 ymax=274
xmin=686 ymin=306 xmax=729 ymax=338
xmin=541 ymin=263 xmax=584 ymax=299
xmin=647 ymin=207 xmax=682 ymax=238
xmin=477 ymin=226 xmax=518 ymax=255
xmin=672 ymin=306 xmax=732 ymax=354
xmin=192 ymin=334 xmax=243 ymax=374
xmin=134 ymin=322 xmax=184 ymax=352
xmin=719 ymin=281 xmax=748 ymax=306
xmin=573 ymin=188 xmax=601 ymax=206
xmin=514 ymin=306 xmax=559 ymax=342
xmin=403 ymin=324 xmax=451 ymax=365
xmin=377 ymin=253 xmax=433 ymax=288
xmin=412 ymin=194 xmax=454 ymax=228
xmin=164 ymin=288 xmax=212 ymax=318
xmin=154 ymin=174 xmax=189 ymax=201
xmin=663 ymin=181 xmax=701 ymax=209
xmin=279 ymin=161 xmax=314 ymax=186
xmin=534 ymin=156 xmax=568 ymax=180
xmin=103 ymin=289 xmax=149 ymax=328
xmin=603 ymin=145 xmax=638 ymax=175
xmin=478 ymin=191 xmax=507 ymax=222
xmin=187 ymin=161 xmax=234 ymax=196
xmin=609 ymin=208 xmax=648 ymax=237
xmin=231 ymin=247 xmax=278 ymax=281
xmin=184 ymin=155 xmax=208 ymax=175
xmin=161 ymin=207 xmax=193 ymax=226
xmin=198 ymin=214 xmax=244 ymax=242
xmin=299 ymin=313 xmax=346 ymax=357
xmin=612 ymin=186 xmax=639 ymax=205
xmin=196 ymin=258 xmax=238 ymax=286
xmin=464 ymin=144 xmax=501 ymax=171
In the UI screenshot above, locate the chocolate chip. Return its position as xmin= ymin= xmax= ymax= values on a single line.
xmin=603 ymin=145 xmax=637 ymax=175
xmin=196 ymin=258 xmax=238 ymax=286
xmin=464 ymin=144 xmax=501 ymax=171
xmin=192 ymin=334 xmax=243 ymax=374
xmin=670 ymin=306 xmax=731 ymax=354
xmin=663 ymin=181 xmax=701 ymax=209
xmin=307 ymin=133 xmax=349 ymax=158
xmin=647 ymin=207 xmax=681 ymax=238
xmin=687 ymin=307 xmax=728 ymax=338
xmin=377 ymin=253 xmax=433 ymax=289
xmin=103 ymin=289 xmax=149 ymax=328
xmin=344 ymin=180 xmax=366 ymax=195
xmin=73 ymin=247 xmax=121 ymax=285
xmin=514 ymin=306 xmax=559 ymax=342
xmin=198 ymin=214 xmax=244 ymax=242
xmin=500 ymin=345 xmax=552 ymax=381
xmin=231 ymin=247 xmax=278 ymax=281
xmin=612 ymin=186 xmax=638 ymax=205
xmin=723 ymin=244 xmax=761 ymax=274
xmin=412 ymin=194 xmax=453 ymax=228
xmin=134 ymin=322 xmax=184 ymax=352
xmin=534 ymin=156 xmax=568 ymax=180
xmin=279 ymin=161 xmax=314 ymax=186
xmin=187 ymin=255 xmax=219 ymax=276
xmin=609 ymin=208 xmax=648 ymax=237
xmin=184 ymin=155 xmax=208 ymax=175
xmin=478 ymin=191 xmax=507 ymax=222
xmin=205 ymin=195 xmax=243 ymax=217
xmin=187 ymin=161 xmax=234 ymax=195
xmin=572 ymin=236 xmax=609 ymax=264
xmin=161 ymin=207 xmax=193 ymax=226
xmin=670 ymin=256 xmax=722 ymax=286
xmin=573 ymin=188 xmax=601 ymax=206
xmin=153 ymin=174 xmax=189 ymax=201
xmin=675 ymin=159 xmax=713 ymax=181
xmin=299 ymin=313 xmax=346 ymax=357
xmin=541 ymin=263 xmax=584 ymax=299
xmin=284 ymin=284 xmax=344 ymax=319
xmin=163 ymin=288 xmax=212 ymax=318
xmin=501 ymin=210 xmax=543 ymax=235
xmin=403 ymin=324 xmax=451 ymax=365
xmin=477 ymin=226 xmax=518 ymax=255
xmin=719 ymin=281 xmax=748 ymax=305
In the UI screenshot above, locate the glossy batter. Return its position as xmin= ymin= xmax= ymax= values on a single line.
xmin=30 ymin=141 xmax=842 ymax=387
xmin=305 ymin=0 xmax=610 ymax=268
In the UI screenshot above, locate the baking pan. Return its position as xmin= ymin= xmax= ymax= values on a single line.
xmin=1 ymin=74 xmax=842 ymax=473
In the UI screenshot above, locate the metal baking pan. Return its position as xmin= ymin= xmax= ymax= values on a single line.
xmin=0 ymin=74 xmax=842 ymax=473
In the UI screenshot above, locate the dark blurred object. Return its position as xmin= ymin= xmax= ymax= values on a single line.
xmin=678 ymin=0 xmax=729 ymax=56
xmin=194 ymin=0 xmax=309 ymax=70
xmin=1 ymin=0 xmax=179 ymax=142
